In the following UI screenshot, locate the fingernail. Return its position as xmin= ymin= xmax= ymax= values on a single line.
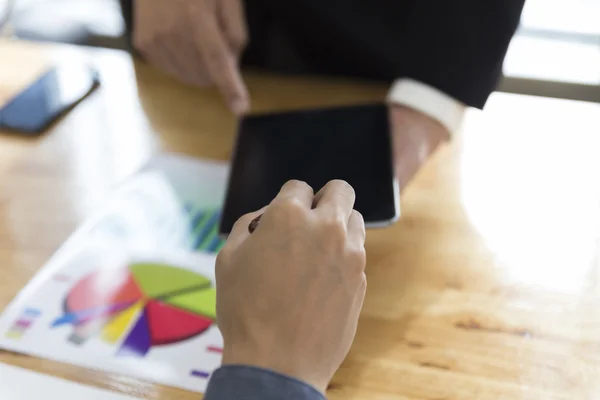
xmin=231 ymin=98 xmax=249 ymax=115
xmin=248 ymin=214 xmax=262 ymax=234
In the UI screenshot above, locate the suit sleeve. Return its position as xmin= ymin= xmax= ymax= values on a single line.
xmin=397 ymin=0 xmax=525 ymax=108
xmin=204 ymin=366 xmax=326 ymax=400
xmin=119 ymin=0 xmax=133 ymax=33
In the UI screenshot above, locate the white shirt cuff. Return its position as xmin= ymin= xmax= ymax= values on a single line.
xmin=386 ymin=78 xmax=466 ymax=136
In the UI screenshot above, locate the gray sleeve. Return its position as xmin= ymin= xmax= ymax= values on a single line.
xmin=204 ymin=365 xmax=326 ymax=400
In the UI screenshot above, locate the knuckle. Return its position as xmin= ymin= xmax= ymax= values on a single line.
xmin=276 ymin=197 xmax=307 ymax=216
xmin=342 ymin=246 xmax=366 ymax=277
xmin=352 ymin=209 xmax=364 ymax=223
xmin=290 ymin=178 xmax=309 ymax=187
xmin=267 ymin=202 xmax=303 ymax=227
xmin=351 ymin=210 xmax=366 ymax=235
xmin=331 ymin=179 xmax=354 ymax=195
xmin=285 ymin=179 xmax=313 ymax=192
xmin=350 ymin=247 xmax=367 ymax=269
xmin=321 ymin=216 xmax=347 ymax=239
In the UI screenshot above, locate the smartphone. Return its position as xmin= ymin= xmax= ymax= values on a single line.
xmin=0 ymin=64 xmax=100 ymax=135
xmin=219 ymin=103 xmax=400 ymax=235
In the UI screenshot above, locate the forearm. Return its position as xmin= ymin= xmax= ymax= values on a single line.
xmin=205 ymin=366 xmax=326 ymax=400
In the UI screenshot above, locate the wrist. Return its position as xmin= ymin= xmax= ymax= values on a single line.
xmin=389 ymin=105 xmax=451 ymax=191
xmin=387 ymin=79 xmax=465 ymax=136
xmin=391 ymin=105 xmax=450 ymax=142
xmin=390 ymin=105 xmax=450 ymax=159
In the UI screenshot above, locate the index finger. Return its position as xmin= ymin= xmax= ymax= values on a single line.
xmin=313 ymin=180 xmax=356 ymax=223
xmin=192 ymin=5 xmax=249 ymax=114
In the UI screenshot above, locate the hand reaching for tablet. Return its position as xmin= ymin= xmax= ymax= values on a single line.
xmin=133 ymin=0 xmax=250 ymax=114
xmin=215 ymin=180 xmax=367 ymax=393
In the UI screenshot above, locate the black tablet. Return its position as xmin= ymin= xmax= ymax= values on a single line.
xmin=219 ymin=103 xmax=399 ymax=235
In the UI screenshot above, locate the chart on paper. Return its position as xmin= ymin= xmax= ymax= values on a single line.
xmin=0 ymin=158 xmax=230 ymax=392
xmin=51 ymin=263 xmax=217 ymax=357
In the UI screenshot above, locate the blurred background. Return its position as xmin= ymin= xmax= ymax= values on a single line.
xmin=502 ymin=0 xmax=600 ymax=102
xmin=1 ymin=0 xmax=600 ymax=103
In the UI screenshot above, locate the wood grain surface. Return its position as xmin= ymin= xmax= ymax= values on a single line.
xmin=2 ymin=39 xmax=600 ymax=399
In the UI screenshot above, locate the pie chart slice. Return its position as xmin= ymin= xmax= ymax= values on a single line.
xmin=66 ymin=268 xmax=143 ymax=313
xmin=117 ymin=309 xmax=151 ymax=357
xmin=101 ymin=301 xmax=145 ymax=344
xmin=145 ymin=300 xmax=213 ymax=345
xmin=163 ymin=288 xmax=217 ymax=319
xmin=129 ymin=263 xmax=211 ymax=298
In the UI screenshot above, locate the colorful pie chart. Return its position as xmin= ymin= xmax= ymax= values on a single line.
xmin=52 ymin=263 xmax=217 ymax=357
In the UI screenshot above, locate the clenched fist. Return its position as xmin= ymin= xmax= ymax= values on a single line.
xmin=133 ymin=0 xmax=250 ymax=114
xmin=216 ymin=180 xmax=367 ymax=393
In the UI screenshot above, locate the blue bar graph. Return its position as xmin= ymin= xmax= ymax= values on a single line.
xmin=185 ymin=205 xmax=225 ymax=254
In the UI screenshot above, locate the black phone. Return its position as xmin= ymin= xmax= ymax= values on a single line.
xmin=219 ymin=103 xmax=400 ymax=235
xmin=0 ymin=64 xmax=100 ymax=135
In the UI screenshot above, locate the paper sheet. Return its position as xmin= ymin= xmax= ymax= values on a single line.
xmin=0 ymin=155 xmax=230 ymax=392
xmin=0 ymin=363 xmax=142 ymax=400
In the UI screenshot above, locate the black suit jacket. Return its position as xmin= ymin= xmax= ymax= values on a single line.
xmin=119 ymin=0 xmax=524 ymax=109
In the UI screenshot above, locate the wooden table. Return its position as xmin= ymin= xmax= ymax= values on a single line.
xmin=2 ymin=39 xmax=600 ymax=400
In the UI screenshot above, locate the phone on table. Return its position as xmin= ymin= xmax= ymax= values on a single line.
xmin=0 ymin=64 xmax=100 ymax=135
xmin=219 ymin=103 xmax=400 ymax=236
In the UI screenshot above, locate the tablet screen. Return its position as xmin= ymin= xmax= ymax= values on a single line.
xmin=220 ymin=103 xmax=398 ymax=234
